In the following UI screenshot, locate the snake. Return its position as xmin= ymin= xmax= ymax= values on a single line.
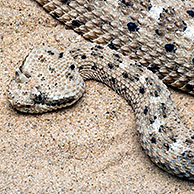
xmin=7 ymin=0 xmax=194 ymax=180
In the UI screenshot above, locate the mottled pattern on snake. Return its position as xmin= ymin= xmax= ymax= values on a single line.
xmin=7 ymin=0 xmax=194 ymax=180
xmin=8 ymin=42 xmax=194 ymax=180
xmin=35 ymin=0 xmax=194 ymax=95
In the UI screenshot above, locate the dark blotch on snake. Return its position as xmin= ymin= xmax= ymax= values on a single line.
xmin=108 ymin=63 xmax=114 ymax=69
xmin=81 ymin=54 xmax=87 ymax=59
xmin=144 ymin=106 xmax=148 ymax=115
xmin=58 ymin=52 xmax=64 ymax=59
xmin=70 ymin=64 xmax=75 ymax=70
xmin=187 ymin=10 xmax=194 ymax=17
xmin=47 ymin=50 xmax=54 ymax=55
xmin=91 ymin=65 xmax=97 ymax=70
xmin=165 ymin=44 xmax=176 ymax=52
xmin=151 ymin=137 xmax=157 ymax=144
xmin=122 ymin=72 xmax=128 ymax=78
xmin=127 ymin=22 xmax=139 ymax=32
xmin=139 ymin=87 xmax=145 ymax=94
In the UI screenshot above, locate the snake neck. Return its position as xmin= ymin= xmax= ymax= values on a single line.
xmin=69 ymin=43 xmax=167 ymax=107
xmin=68 ymin=43 xmax=194 ymax=179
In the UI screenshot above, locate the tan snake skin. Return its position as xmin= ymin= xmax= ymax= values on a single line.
xmin=7 ymin=0 xmax=194 ymax=180
xmin=34 ymin=0 xmax=194 ymax=95
xmin=8 ymin=41 xmax=194 ymax=180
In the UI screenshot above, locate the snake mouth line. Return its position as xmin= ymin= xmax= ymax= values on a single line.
xmin=33 ymin=93 xmax=76 ymax=107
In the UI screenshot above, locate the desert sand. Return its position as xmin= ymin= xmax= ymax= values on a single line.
xmin=0 ymin=0 xmax=194 ymax=193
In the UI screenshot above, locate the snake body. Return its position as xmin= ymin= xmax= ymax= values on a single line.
xmin=35 ymin=0 xmax=194 ymax=95
xmin=8 ymin=42 xmax=194 ymax=180
xmin=7 ymin=0 xmax=194 ymax=180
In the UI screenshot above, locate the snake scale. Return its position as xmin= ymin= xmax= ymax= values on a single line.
xmin=7 ymin=0 xmax=194 ymax=180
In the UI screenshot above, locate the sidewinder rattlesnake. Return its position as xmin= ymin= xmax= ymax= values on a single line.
xmin=7 ymin=0 xmax=194 ymax=180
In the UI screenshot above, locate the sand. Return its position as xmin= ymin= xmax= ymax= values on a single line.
xmin=0 ymin=0 xmax=194 ymax=193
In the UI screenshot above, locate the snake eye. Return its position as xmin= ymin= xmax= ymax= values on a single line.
xmin=33 ymin=92 xmax=45 ymax=104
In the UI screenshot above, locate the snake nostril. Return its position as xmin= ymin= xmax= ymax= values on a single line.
xmin=15 ymin=69 xmax=20 ymax=77
xmin=24 ymin=72 xmax=31 ymax=78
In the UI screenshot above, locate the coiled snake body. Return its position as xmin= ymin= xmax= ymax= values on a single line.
xmin=7 ymin=0 xmax=194 ymax=180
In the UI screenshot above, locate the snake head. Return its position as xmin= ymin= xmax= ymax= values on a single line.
xmin=7 ymin=47 xmax=85 ymax=113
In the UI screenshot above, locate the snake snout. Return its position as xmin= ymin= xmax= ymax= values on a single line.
xmin=7 ymin=69 xmax=36 ymax=113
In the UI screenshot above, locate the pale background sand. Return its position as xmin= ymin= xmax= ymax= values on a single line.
xmin=0 ymin=0 xmax=194 ymax=193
